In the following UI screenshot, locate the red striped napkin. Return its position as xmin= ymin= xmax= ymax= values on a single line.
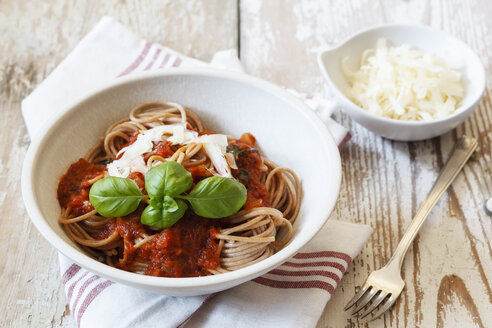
xmin=22 ymin=17 xmax=372 ymax=328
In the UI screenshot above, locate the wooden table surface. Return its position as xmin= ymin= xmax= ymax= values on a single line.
xmin=1 ymin=1 xmax=491 ymax=327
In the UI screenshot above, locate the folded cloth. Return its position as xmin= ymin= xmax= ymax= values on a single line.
xmin=22 ymin=16 xmax=371 ymax=328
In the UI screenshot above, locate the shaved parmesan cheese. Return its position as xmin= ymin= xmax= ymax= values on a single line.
xmin=107 ymin=124 xmax=184 ymax=177
xmin=107 ymin=124 xmax=232 ymax=178
xmin=193 ymin=134 xmax=231 ymax=177
xmin=167 ymin=124 xmax=198 ymax=144
xmin=342 ymin=39 xmax=464 ymax=121
xmin=225 ymin=152 xmax=238 ymax=170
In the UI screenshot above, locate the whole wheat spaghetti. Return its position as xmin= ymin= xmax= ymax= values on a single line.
xmin=57 ymin=102 xmax=301 ymax=277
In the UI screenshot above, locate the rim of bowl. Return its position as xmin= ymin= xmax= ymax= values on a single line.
xmin=318 ymin=23 xmax=486 ymax=127
xmin=21 ymin=68 xmax=342 ymax=289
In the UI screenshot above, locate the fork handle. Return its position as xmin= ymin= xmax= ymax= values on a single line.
xmin=385 ymin=136 xmax=478 ymax=271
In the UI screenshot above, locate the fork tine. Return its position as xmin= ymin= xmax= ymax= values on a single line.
xmin=358 ymin=291 xmax=388 ymax=319
xmin=367 ymin=294 xmax=398 ymax=321
xmin=351 ymin=287 xmax=377 ymax=315
xmin=344 ymin=285 xmax=371 ymax=311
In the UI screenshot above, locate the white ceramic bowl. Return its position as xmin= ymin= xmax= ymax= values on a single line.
xmin=318 ymin=24 xmax=486 ymax=141
xmin=21 ymin=68 xmax=341 ymax=296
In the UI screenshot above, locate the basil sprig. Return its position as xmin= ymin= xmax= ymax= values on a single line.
xmin=88 ymin=161 xmax=247 ymax=228
xmin=141 ymin=161 xmax=192 ymax=228
xmin=89 ymin=177 xmax=148 ymax=217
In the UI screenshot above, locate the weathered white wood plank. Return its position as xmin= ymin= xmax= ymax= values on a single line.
xmin=239 ymin=0 xmax=491 ymax=327
xmin=0 ymin=1 xmax=237 ymax=327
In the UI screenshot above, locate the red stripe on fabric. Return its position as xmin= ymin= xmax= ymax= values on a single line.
xmin=253 ymin=277 xmax=335 ymax=294
xmin=172 ymin=57 xmax=182 ymax=67
xmin=71 ymin=275 xmax=100 ymax=314
xmin=338 ymin=132 xmax=352 ymax=150
xmin=176 ymin=293 xmax=217 ymax=328
xmin=61 ymin=263 xmax=82 ymax=285
xmin=267 ymin=269 xmax=341 ymax=283
xmin=282 ymin=260 xmax=346 ymax=272
xmin=159 ymin=54 xmax=171 ymax=68
xmin=76 ymin=280 xmax=114 ymax=327
xmin=294 ymin=251 xmax=352 ymax=265
xmin=117 ymin=41 xmax=152 ymax=77
xmin=67 ymin=271 xmax=89 ymax=303
xmin=144 ymin=48 xmax=162 ymax=70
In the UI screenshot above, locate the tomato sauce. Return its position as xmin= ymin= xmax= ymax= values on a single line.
xmin=153 ymin=140 xmax=175 ymax=158
xmin=127 ymin=171 xmax=145 ymax=189
xmin=186 ymin=164 xmax=213 ymax=180
xmin=57 ymin=159 xmax=106 ymax=216
xmin=142 ymin=214 xmax=220 ymax=277
xmin=97 ymin=213 xmax=220 ymax=277
xmin=115 ymin=215 xmax=151 ymax=270
xmin=91 ymin=219 xmax=117 ymax=240
xmin=231 ymin=134 xmax=271 ymax=209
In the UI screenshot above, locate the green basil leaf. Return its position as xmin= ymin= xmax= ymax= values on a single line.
xmin=226 ymin=144 xmax=245 ymax=160
xmin=161 ymin=199 xmax=188 ymax=228
xmin=145 ymin=161 xmax=193 ymax=198
xmin=150 ymin=197 xmax=163 ymax=209
xmin=162 ymin=195 xmax=179 ymax=213
xmin=89 ymin=176 xmax=146 ymax=217
xmin=141 ymin=200 xmax=188 ymax=228
xmin=179 ymin=176 xmax=247 ymax=218
xmin=140 ymin=203 xmax=162 ymax=227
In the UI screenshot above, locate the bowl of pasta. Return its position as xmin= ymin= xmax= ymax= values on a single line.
xmin=22 ymin=68 xmax=341 ymax=295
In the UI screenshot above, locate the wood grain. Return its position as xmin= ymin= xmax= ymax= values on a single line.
xmin=239 ymin=0 xmax=491 ymax=327
xmin=0 ymin=1 xmax=237 ymax=327
xmin=1 ymin=0 xmax=491 ymax=327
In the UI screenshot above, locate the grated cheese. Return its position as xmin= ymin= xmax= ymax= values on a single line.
xmin=193 ymin=134 xmax=231 ymax=177
xmin=107 ymin=124 xmax=232 ymax=178
xmin=342 ymin=39 xmax=464 ymax=121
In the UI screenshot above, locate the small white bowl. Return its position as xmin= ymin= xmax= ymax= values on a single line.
xmin=318 ymin=24 xmax=486 ymax=141
xmin=21 ymin=68 xmax=341 ymax=296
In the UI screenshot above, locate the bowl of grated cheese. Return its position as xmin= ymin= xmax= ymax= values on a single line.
xmin=318 ymin=24 xmax=485 ymax=141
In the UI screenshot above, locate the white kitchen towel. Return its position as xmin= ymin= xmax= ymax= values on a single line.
xmin=22 ymin=16 xmax=370 ymax=328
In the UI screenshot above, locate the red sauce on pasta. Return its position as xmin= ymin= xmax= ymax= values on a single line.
xmin=57 ymin=159 xmax=106 ymax=216
xmin=91 ymin=219 xmax=117 ymax=240
xmin=232 ymin=134 xmax=271 ymax=209
xmin=127 ymin=171 xmax=145 ymax=189
xmin=57 ymin=133 xmax=273 ymax=277
xmin=186 ymin=164 xmax=213 ymax=179
xmin=91 ymin=214 xmax=220 ymax=277
xmin=153 ymin=140 xmax=175 ymax=158
xmin=141 ymin=215 xmax=220 ymax=277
